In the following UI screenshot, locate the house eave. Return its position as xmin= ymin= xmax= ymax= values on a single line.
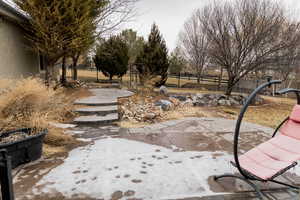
xmin=0 ymin=0 xmax=28 ymax=23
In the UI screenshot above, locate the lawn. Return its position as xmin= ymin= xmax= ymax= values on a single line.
xmin=219 ymin=96 xmax=294 ymax=129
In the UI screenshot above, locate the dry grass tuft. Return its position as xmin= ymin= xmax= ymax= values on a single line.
xmin=118 ymin=121 xmax=151 ymax=129
xmin=0 ymin=77 xmax=75 ymax=133
xmin=0 ymin=77 xmax=83 ymax=158
xmin=163 ymin=106 xmax=206 ymax=120
xmin=218 ymin=96 xmax=295 ymax=128
xmin=43 ymin=127 xmax=79 ymax=158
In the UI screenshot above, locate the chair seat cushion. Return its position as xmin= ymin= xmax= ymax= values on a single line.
xmin=289 ymin=105 xmax=300 ymax=123
xmin=239 ymin=135 xmax=300 ymax=180
xmin=280 ymin=119 xmax=300 ymax=140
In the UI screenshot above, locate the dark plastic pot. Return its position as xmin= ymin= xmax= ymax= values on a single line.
xmin=0 ymin=128 xmax=47 ymax=169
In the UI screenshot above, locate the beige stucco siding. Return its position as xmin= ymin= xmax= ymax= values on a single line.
xmin=0 ymin=17 xmax=39 ymax=78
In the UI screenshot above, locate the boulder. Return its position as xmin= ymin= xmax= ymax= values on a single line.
xmin=155 ymin=100 xmax=173 ymax=111
xmin=170 ymin=95 xmax=187 ymax=102
xmin=144 ymin=113 xmax=157 ymax=120
xmin=159 ymin=86 xmax=168 ymax=96
xmin=193 ymin=100 xmax=206 ymax=106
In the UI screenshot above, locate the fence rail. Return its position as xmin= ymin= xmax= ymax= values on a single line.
xmin=169 ymin=74 xmax=229 ymax=85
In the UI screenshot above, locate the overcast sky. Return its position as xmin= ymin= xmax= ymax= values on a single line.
xmin=126 ymin=0 xmax=300 ymax=51
xmin=4 ymin=0 xmax=300 ymax=51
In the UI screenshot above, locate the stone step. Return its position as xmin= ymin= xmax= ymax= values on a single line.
xmin=74 ymin=106 xmax=118 ymax=115
xmin=73 ymin=113 xmax=119 ymax=125
xmin=74 ymin=98 xmax=118 ymax=106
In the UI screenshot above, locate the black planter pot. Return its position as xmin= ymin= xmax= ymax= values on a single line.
xmin=0 ymin=128 xmax=47 ymax=169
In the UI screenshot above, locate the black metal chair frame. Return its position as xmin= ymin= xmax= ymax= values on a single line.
xmin=0 ymin=149 xmax=14 ymax=200
xmin=214 ymin=80 xmax=300 ymax=199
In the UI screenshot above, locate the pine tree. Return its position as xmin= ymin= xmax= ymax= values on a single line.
xmin=135 ymin=23 xmax=169 ymax=87
xmin=93 ymin=36 xmax=129 ymax=81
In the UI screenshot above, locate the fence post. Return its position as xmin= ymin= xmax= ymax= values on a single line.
xmin=178 ymin=72 xmax=181 ymax=88
xmin=0 ymin=150 xmax=14 ymax=200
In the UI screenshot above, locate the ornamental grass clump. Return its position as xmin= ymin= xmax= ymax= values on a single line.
xmin=0 ymin=77 xmax=74 ymax=134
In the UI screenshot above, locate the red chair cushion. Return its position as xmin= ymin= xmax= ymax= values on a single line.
xmin=239 ymin=134 xmax=300 ymax=180
xmin=280 ymin=119 xmax=300 ymax=140
xmin=290 ymin=105 xmax=300 ymax=123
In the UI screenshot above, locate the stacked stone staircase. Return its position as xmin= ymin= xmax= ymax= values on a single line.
xmin=73 ymin=88 xmax=133 ymax=126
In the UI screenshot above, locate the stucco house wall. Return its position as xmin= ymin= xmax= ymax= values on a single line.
xmin=0 ymin=1 xmax=41 ymax=79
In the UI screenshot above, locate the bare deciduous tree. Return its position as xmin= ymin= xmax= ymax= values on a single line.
xmin=97 ymin=0 xmax=139 ymax=36
xmin=199 ymin=0 xmax=300 ymax=95
xmin=272 ymin=29 xmax=300 ymax=88
xmin=179 ymin=9 xmax=210 ymax=83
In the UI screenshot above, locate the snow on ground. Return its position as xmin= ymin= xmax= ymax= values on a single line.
xmin=33 ymin=138 xmax=235 ymax=200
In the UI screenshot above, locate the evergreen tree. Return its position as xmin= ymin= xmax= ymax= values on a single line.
xmin=135 ymin=23 xmax=169 ymax=87
xmin=93 ymin=36 xmax=129 ymax=81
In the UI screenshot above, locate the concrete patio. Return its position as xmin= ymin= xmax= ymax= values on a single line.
xmin=12 ymin=117 xmax=300 ymax=200
xmin=7 ymin=88 xmax=298 ymax=200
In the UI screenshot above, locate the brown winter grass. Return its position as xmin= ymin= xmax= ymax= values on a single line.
xmin=0 ymin=77 xmax=84 ymax=158
xmin=0 ymin=77 xmax=75 ymax=131
xmin=71 ymin=69 xmax=201 ymax=86
xmin=218 ymin=96 xmax=295 ymax=128
xmin=119 ymin=87 xmax=296 ymax=130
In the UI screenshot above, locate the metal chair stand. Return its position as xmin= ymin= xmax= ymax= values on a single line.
xmin=214 ymin=80 xmax=300 ymax=200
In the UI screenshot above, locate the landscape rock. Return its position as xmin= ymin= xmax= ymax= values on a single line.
xmin=191 ymin=93 xmax=264 ymax=107
xmin=120 ymin=91 xmax=265 ymax=124
xmin=144 ymin=113 xmax=157 ymax=120
xmin=170 ymin=95 xmax=187 ymax=102
xmin=155 ymin=100 xmax=173 ymax=111
xmin=169 ymin=97 xmax=181 ymax=107
xmin=159 ymin=86 xmax=168 ymax=96
xmin=120 ymin=100 xmax=163 ymax=123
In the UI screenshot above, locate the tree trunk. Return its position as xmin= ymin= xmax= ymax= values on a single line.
xmin=109 ymin=75 xmax=113 ymax=83
xmin=44 ymin=58 xmax=53 ymax=86
xmin=61 ymin=56 xmax=67 ymax=84
xmin=96 ymin=69 xmax=99 ymax=82
xmin=73 ymin=65 xmax=78 ymax=80
xmin=218 ymin=67 xmax=223 ymax=90
xmin=225 ymin=77 xmax=235 ymax=96
xmin=72 ymin=54 xmax=80 ymax=80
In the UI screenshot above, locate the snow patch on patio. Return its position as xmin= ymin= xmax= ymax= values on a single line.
xmin=32 ymin=138 xmax=234 ymax=199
